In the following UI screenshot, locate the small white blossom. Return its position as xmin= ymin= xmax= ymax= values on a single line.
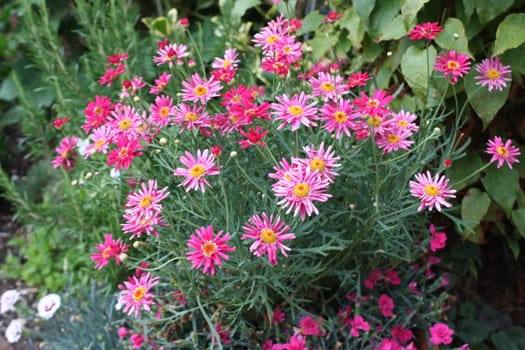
xmin=0 ymin=289 xmax=20 ymax=314
xmin=37 ymin=293 xmax=61 ymax=320
xmin=5 ymin=319 xmax=24 ymax=343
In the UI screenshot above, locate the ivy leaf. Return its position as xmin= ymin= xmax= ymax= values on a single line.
xmin=353 ymin=0 xmax=375 ymax=27
xmin=299 ymin=10 xmax=324 ymax=34
xmin=400 ymin=45 xmax=437 ymax=97
xmin=448 ymin=153 xmax=483 ymax=191
xmin=512 ymin=208 xmax=525 ymax=238
xmin=481 ymin=165 xmax=519 ymax=216
xmin=400 ymin=0 xmax=430 ymax=28
xmin=231 ymin=0 xmax=260 ymax=24
xmin=434 ymin=17 xmax=471 ymax=56
xmin=493 ymin=13 xmax=525 ymax=56
xmin=474 ymin=0 xmax=514 ymax=25
xmin=461 ymin=188 xmax=491 ymax=231
xmin=309 ymin=34 xmax=338 ymax=61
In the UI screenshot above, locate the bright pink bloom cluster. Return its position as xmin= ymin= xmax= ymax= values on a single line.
xmin=99 ymin=52 xmax=127 ymax=86
xmin=118 ymin=271 xmax=159 ymax=318
xmin=52 ymin=136 xmax=78 ymax=170
xmin=485 ymin=136 xmax=521 ymax=169
xmin=186 ymin=225 xmax=235 ymax=275
xmin=409 ymin=171 xmax=457 ymax=212
xmin=429 ymin=224 xmax=447 ymax=252
xmin=270 ymin=143 xmax=340 ymax=220
xmin=152 ymin=40 xmax=189 ymax=67
xmin=434 ymin=50 xmax=471 ymax=84
xmin=173 ymin=149 xmax=221 ymax=192
xmin=375 ymin=110 xmax=419 ymax=154
xmin=429 ymin=322 xmax=454 ymax=345
xmin=408 ymin=22 xmax=443 ymax=41
xmin=90 ymin=234 xmax=129 ymax=270
xmin=122 ymin=180 xmax=169 ymax=239
xmin=210 ymin=48 xmax=240 ymax=83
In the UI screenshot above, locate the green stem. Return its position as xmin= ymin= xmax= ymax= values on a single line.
xmin=451 ymin=161 xmax=491 ymax=187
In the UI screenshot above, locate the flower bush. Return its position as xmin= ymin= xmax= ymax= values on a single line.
xmin=2 ymin=0 xmax=525 ymax=349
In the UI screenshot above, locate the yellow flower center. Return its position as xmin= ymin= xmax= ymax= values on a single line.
xmin=102 ymin=247 xmax=112 ymax=259
xmin=447 ymin=60 xmax=459 ymax=70
xmin=159 ymin=107 xmax=170 ymax=118
xmin=486 ymin=68 xmax=500 ymax=80
xmin=397 ymin=120 xmax=408 ymax=127
xmin=334 ymin=111 xmax=347 ymax=123
xmin=222 ymin=59 xmax=232 ymax=68
xmin=367 ymin=116 xmax=382 ymax=128
xmin=119 ymin=118 xmax=131 ymax=130
xmin=94 ymin=106 xmax=103 ymax=116
xmin=367 ymin=99 xmax=379 ymax=107
xmin=260 ymin=229 xmax=277 ymax=244
xmin=282 ymin=46 xmax=292 ymax=53
xmin=132 ymin=287 xmax=146 ymax=301
xmin=293 ymin=182 xmax=310 ymax=198
xmin=201 ymin=241 xmax=217 ymax=257
xmin=267 ymin=35 xmax=279 ymax=44
xmin=288 ymin=105 xmax=303 ymax=116
xmin=194 ymin=85 xmax=208 ymax=97
xmin=140 ymin=195 xmax=153 ymax=208
xmin=321 ymin=82 xmax=335 ymax=92
xmin=118 ymin=147 xmax=129 ymax=159
xmin=189 ymin=164 xmax=205 ymax=178
xmin=424 ymin=184 xmax=440 ymax=197
xmin=95 ymin=138 xmax=106 ymax=149
xmin=310 ymin=157 xmax=326 ymax=171
xmin=497 ymin=146 xmax=509 ymax=157
xmin=185 ymin=112 xmax=197 ymax=121
xmin=387 ymin=134 xmax=400 ymax=144
xmin=60 ymin=150 xmax=68 ymax=158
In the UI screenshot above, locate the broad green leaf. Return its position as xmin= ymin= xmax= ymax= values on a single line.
xmin=474 ymin=0 xmax=514 ymax=25
xmin=492 ymin=331 xmax=519 ymax=350
xmin=448 ymin=153 xmax=483 ymax=190
xmin=309 ymin=34 xmax=338 ymax=61
xmin=464 ymin=68 xmax=510 ymax=129
xmin=340 ymin=8 xmax=365 ymax=49
xmin=461 ymin=188 xmax=491 ymax=229
xmin=369 ymin=0 xmax=400 ymax=41
xmin=150 ymin=17 xmax=171 ymax=37
xmin=275 ymin=0 xmax=297 ymax=18
xmin=353 ymin=0 xmax=375 ymax=27
xmin=500 ymin=43 xmax=525 ymax=76
xmin=400 ymin=45 xmax=437 ymax=96
xmin=512 ymin=208 xmax=525 ymax=238
xmin=0 ymin=74 xmax=17 ymax=101
xmin=299 ymin=10 xmax=324 ymax=33
xmin=401 ymin=0 xmax=430 ymax=28
xmin=481 ymin=165 xmax=519 ymax=215
xmin=493 ymin=13 xmax=525 ymax=56
xmin=232 ymin=0 xmax=260 ymax=23
xmin=507 ymin=236 xmax=520 ymax=259
xmin=434 ymin=17 xmax=471 ymax=55
xmin=377 ymin=14 xmax=407 ymax=41
xmin=458 ymin=319 xmax=491 ymax=343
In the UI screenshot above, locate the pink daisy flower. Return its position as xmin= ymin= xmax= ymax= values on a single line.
xmin=297 ymin=315 xmax=322 ymax=336
xmin=319 ymin=99 xmax=359 ymax=139
xmin=83 ymin=95 xmax=113 ymax=133
xmin=107 ymin=136 xmax=143 ymax=170
xmin=149 ymin=95 xmax=175 ymax=128
xmin=429 ymin=323 xmax=454 ymax=345
xmin=212 ymin=48 xmax=240 ymax=70
xmin=118 ymin=271 xmax=159 ymax=318
xmin=475 ymin=57 xmax=512 ymax=92
xmin=181 ymin=74 xmax=222 ymax=105
xmin=389 ymin=110 xmax=419 ymax=133
xmin=52 ymin=136 xmax=78 ymax=170
xmin=152 ymin=42 xmax=189 ymax=67
xmin=90 ymin=234 xmax=129 ymax=270
xmin=434 ymin=50 xmax=471 ymax=84
xmin=109 ymin=105 xmax=145 ymax=139
xmin=174 ymin=149 xmax=221 ymax=192
xmin=272 ymin=167 xmax=332 ymax=220
xmin=238 ymin=126 xmax=268 ymax=149
xmin=173 ymin=103 xmax=210 ymax=132
xmin=149 ymin=72 xmax=171 ymax=95
xmin=409 ymin=171 xmax=457 ymax=212
xmin=408 ymin=22 xmax=443 ymax=41
xmin=125 ymin=180 xmax=169 ymax=219
xmin=186 ymin=225 xmax=235 ymax=275
xmin=272 ymin=92 xmax=319 ymax=131
xmin=98 ymin=63 xmax=125 ymax=87
xmin=353 ymin=90 xmax=393 ymax=117
xmin=347 ymin=71 xmax=370 ymax=88
xmin=122 ymin=211 xmax=167 ymax=239
xmin=485 ymin=136 xmax=520 ymax=169
xmin=85 ymin=125 xmax=116 ymax=158
xmin=349 ymin=315 xmax=370 ymax=337
xmin=120 ymin=76 xmax=145 ymax=98
xmin=375 ymin=127 xmax=414 ymax=153
xmin=309 ymin=72 xmax=348 ymax=101
xmin=297 ymin=142 xmax=341 ymax=183
xmin=241 ymin=213 xmax=296 ymax=265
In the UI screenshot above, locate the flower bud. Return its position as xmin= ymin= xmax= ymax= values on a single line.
xmin=230 ymin=151 xmax=238 ymax=158
xmin=159 ymin=137 xmax=168 ymax=145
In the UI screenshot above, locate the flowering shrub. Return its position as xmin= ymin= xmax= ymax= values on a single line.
xmin=4 ymin=0 xmax=525 ymax=349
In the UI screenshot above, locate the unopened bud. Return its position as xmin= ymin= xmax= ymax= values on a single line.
xmin=85 ymin=172 xmax=93 ymax=180
xmin=453 ymin=33 xmax=460 ymax=39
xmin=230 ymin=151 xmax=238 ymax=158
xmin=386 ymin=51 xmax=392 ymax=56
xmin=159 ymin=137 xmax=168 ymax=145
xmin=433 ymin=127 xmax=441 ymax=136
xmin=118 ymin=253 xmax=128 ymax=262
xmin=71 ymin=180 xmax=78 ymax=186
xmin=133 ymin=96 xmax=140 ymax=102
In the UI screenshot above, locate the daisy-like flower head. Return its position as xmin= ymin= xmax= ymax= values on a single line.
xmin=475 ymin=57 xmax=512 ymax=92
xmin=319 ymin=99 xmax=359 ymax=139
xmin=152 ymin=43 xmax=189 ymax=67
xmin=181 ymin=73 xmax=222 ymax=105
xmin=375 ymin=126 xmax=415 ymax=153
xmin=241 ymin=213 xmax=296 ymax=265
xmin=109 ymin=105 xmax=145 ymax=139
xmin=149 ymin=72 xmax=171 ymax=95
xmin=186 ymin=225 xmax=235 ymax=275
xmin=125 ymin=180 xmax=169 ymax=218
xmin=273 ymin=167 xmax=332 ymax=220
xmin=353 ymin=90 xmax=393 ymax=117
xmin=238 ymin=126 xmax=268 ymax=149
xmin=83 ymin=95 xmax=113 ymax=133
xmin=174 ymin=149 xmax=221 ymax=192
xmin=388 ymin=110 xmax=419 ymax=133
xmin=309 ymin=72 xmax=348 ymax=101
xmin=85 ymin=125 xmax=116 ymax=158
xmin=297 ymin=142 xmax=341 ymax=183
xmin=409 ymin=171 xmax=457 ymax=212
xmin=212 ymin=48 xmax=240 ymax=70
xmin=90 ymin=233 xmax=130 ymax=270
xmin=408 ymin=22 xmax=443 ymax=41
xmin=173 ymin=103 xmax=210 ymax=132
xmin=149 ymin=95 xmax=175 ymax=128
xmin=118 ymin=272 xmax=159 ymax=318
xmin=485 ymin=136 xmax=521 ymax=169
xmin=52 ymin=136 xmax=78 ymax=170
xmin=122 ymin=210 xmax=167 ymax=239
xmin=434 ymin=50 xmax=471 ymax=84
xmin=272 ymin=92 xmax=319 ymax=131
xmin=347 ymin=71 xmax=370 ymax=88
xmin=107 ymin=136 xmax=143 ymax=170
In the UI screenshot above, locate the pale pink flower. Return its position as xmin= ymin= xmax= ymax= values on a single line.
xmin=149 ymin=95 xmax=175 ymax=128
xmin=309 ymin=72 xmax=348 ymax=101
xmin=174 ymin=149 xmax=221 ymax=192
xmin=5 ymin=319 xmax=23 ymax=343
xmin=297 ymin=142 xmax=341 ymax=183
xmin=319 ymin=99 xmax=359 ymax=139
xmin=241 ymin=213 xmax=296 ymax=265
xmin=376 ymin=127 xmax=414 ymax=153
xmin=149 ymin=72 xmax=171 ymax=95
xmin=0 ymin=290 xmax=20 ymax=314
xmin=475 ymin=57 xmax=512 ymax=92
xmin=122 ymin=211 xmax=167 ymax=239
xmin=109 ymin=105 xmax=145 ymax=139
xmin=389 ymin=110 xmax=419 ymax=133
xmin=85 ymin=125 xmax=115 ymax=158
xmin=152 ymin=42 xmax=189 ymax=67
xmin=212 ymin=48 xmax=240 ymax=69
xmin=186 ymin=225 xmax=235 ymax=275
xmin=118 ymin=272 xmax=159 ymax=317
xmin=37 ymin=293 xmax=61 ymax=319
xmin=52 ymin=136 xmax=78 ymax=170
xmin=173 ymin=103 xmax=210 ymax=132
xmin=409 ymin=171 xmax=456 ymax=212
xmin=272 ymin=92 xmax=319 ymax=131
xmin=485 ymin=136 xmax=521 ymax=169
xmin=125 ymin=180 xmax=169 ymax=219
xmin=429 ymin=323 xmax=454 ymax=345
xmin=181 ymin=74 xmax=222 ymax=104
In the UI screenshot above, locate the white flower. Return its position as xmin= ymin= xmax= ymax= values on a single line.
xmin=5 ymin=319 xmax=24 ymax=343
xmin=37 ymin=293 xmax=61 ymax=319
xmin=110 ymin=168 xmax=121 ymax=178
xmin=0 ymin=289 xmax=20 ymax=314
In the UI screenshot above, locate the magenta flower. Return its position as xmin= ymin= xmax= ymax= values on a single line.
xmin=272 ymin=167 xmax=332 ymax=220
xmin=378 ymin=294 xmax=395 ymax=317
xmin=485 ymin=136 xmax=521 ymax=169
xmin=308 ymin=72 xmax=348 ymax=101
xmin=122 ymin=211 xmax=167 ymax=239
xmin=409 ymin=171 xmax=456 ymax=212
xmin=429 ymin=224 xmax=447 ymax=252
xmin=429 ymin=323 xmax=454 ymax=345
xmin=186 ymin=225 xmax=235 ymax=275
xmin=149 ymin=95 xmax=175 ymax=128
xmin=389 ymin=110 xmax=419 ymax=133
xmin=353 ymin=90 xmax=393 ymax=117
xmin=107 ymin=136 xmax=143 ymax=170
xmin=297 ymin=142 xmax=341 ymax=183
xmin=90 ymin=234 xmax=129 ymax=270
xmin=152 ymin=42 xmax=189 ymax=67
xmin=434 ymin=50 xmax=471 ymax=84
xmin=475 ymin=57 xmax=512 ymax=92
xmin=272 ymin=92 xmax=319 ymax=131
xmin=349 ymin=315 xmax=370 ymax=337
xmin=118 ymin=272 xmax=159 ymax=318
xmin=241 ymin=213 xmax=296 ymax=265
xmin=174 ymin=149 xmax=220 ymax=192
xmin=319 ymin=99 xmax=359 ymax=139
xmin=376 ymin=127 xmax=414 ymax=153
xmin=297 ymin=315 xmax=322 ymax=336
xmin=149 ymin=72 xmax=171 ymax=95
xmin=85 ymin=125 xmax=115 ymax=158
xmin=52 ymin=136 xmax=78 ymax=170
xmin=408 ymin=22 xmax=443 ymax=41
xmin=181 ymin=73 xmax=222 ymax=105
xmin=125 ymin=180 xmax=169 ymax=219
xmin=238 ymin=126 xmax=269 ymax=149
xmin=173 ymin=103 xmax=210 ymax=132
xmin=347 ymin=71 xmax=370 ymax=88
